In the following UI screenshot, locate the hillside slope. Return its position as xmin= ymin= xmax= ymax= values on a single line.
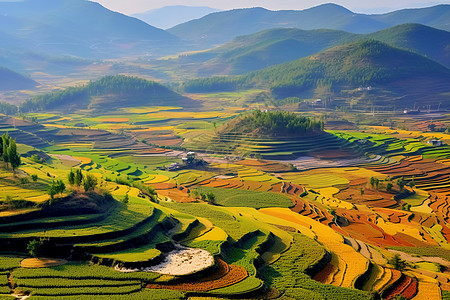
xmin=183 ymin=40 xmax=450 ymax=109
xmin=0 ymin=67 xmax=38 ymax=91
xmin=177 ymin=23 xmax=450 ymax=76
xmin=369 ymin=23 xmax=450 ymax=68
xmin=20 ymin=75 xmax=197 ymax=112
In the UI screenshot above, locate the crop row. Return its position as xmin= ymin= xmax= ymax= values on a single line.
xmin=15 ymin=285 xmax=142 ymax=296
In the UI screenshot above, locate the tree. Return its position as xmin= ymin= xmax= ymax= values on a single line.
xmin=27 ymin=238 xmax=48 ymax=258
xmin=190 ymin=189 xmax=200 ymax=199
xmin=386 ymin=182 xmax=393 ymax=192
xmin=48 ymin=183 xmax=57 ymax=200
xmin=206 ymin=192 xmax=216 ymax=204
xmin=360 ymin=187 xmax=364 ymax=196
xmin=408 ymin=177 xmax=415 ymax=189
xmin=8 ymin=139 xmax=21 ymax=174
xmin=388 ymin=254 xmax=408 ymax=271
xmin=369 ymin=177 xmax=380 ymax=189
xmin=48 ymin=180 xmax=65 ymax=199
xmin=55 ymin=180 xmax=65 ymax=196
xmin=83 ymin=173 xmax=97 ymax=192
xmin=68 ymin=169 xmax=75 ymax=185
xmin=27 ymin=239 xmax=43 ymax=258
xmin=2 ymin=132 xmax=10 ymax=168
xmin=397 ymin=178 xmax=406 ymax=191
xmin=74 ymin=169 xmax=83 ymax=186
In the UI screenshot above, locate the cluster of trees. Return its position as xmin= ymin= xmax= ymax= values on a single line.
xmin=68 ymin=169 xmax=97 ymax=192
xmin=367 ymin=176 xmax=415 ymax=193
xmin=190 ymin=189 xmax=216 ymax=204
xmin=0 ymin=133 xmax=21 ymax=173
xmin=182 ymin=76 xmax=243 ymax=93
xmin=222 ymin=110 xmax=323 ymax=136
xmin=48 ymin=180 xmax=65 ymax=200
xmin=0 ymin=102 xmax=18 ymax=115
xmin=20 ymin=75 xmax=173 ymax=112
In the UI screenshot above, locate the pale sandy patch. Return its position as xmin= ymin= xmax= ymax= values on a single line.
xmin=116 ymin=246 xmax=214 ymax=276
xmin=21 ymin=258 xmax=67 ymax=268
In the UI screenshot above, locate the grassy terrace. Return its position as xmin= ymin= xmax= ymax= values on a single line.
xmin=195 ymin=186 xmax=293 ymax=208
xmin=1 ymin=198 xmax=155 ymax=239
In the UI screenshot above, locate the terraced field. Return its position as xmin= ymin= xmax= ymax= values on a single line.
xmin=2 ymin=109 xmax=450 ymax=299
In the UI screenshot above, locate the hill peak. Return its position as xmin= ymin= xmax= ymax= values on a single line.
xmin=303 ymin=3 xmax=353 ymax=13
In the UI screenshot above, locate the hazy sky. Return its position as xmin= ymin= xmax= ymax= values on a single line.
xmin=92 ymin=0 xmax=449 ymax=15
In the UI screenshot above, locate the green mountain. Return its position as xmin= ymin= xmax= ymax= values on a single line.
xmin=132 ymin=6 xmax=222 ymax=29
xmin=0 ymin=0 xmax=183 ymax=59
xmin=183 ymin=40 xmax=450 ymax=109
xmin=20 ymin=75 xmax=197 ymax=112
xmin=168 ymin=4 xmax=450 ymax=48
xmin=368 ymin=23 xmax=450 ymax=68
xmin=171 ymin=23 xmax=450 ymax=77
xmin=0 ymin=67 xmax=38 ymax=91
xmin=187 ymin=28 xmax=358 ymax=75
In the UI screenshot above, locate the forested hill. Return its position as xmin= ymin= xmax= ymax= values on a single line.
xmin=219 ymin=110 xmax=324 ymax=137
xmin=0 ymin=67 xmax=38 ymax=91
xmin=368 ymin=23 xmax=450 ymax=68
xmin=176 ymin=23 xmax=450 ymax=76
xmin=182 ymin=40 xmax=450 ymax=107
xmin=20 ymin=75 xmax=197 ymax=112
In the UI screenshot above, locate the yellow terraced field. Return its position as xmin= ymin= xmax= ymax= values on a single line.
xmin=110 ymin=184 xmax=130 ymax=196
xmin=331 ymin=255 xmax=347 ymax=287
xmin=128 ymin=187 xmax=141 ymax=198
xmin=182 ymin=217 xmax=214 ymax=241
xmin=372 ymin=268 xmax=392 ymax=292
xmin=193 ymin=226 xmax=228 ymax=242
xmin=412 ymin=281 xmax=441 ymax=300
xmin=376 ymin=218 xmax=424 ymax=242
xmin=146 ymin=174 xmax=170 ymax=184
xmin=281 ymin=173 xmax=349 ymax=189
xmin=73 ymin=156 xmax=92 ymax=165
xmin=25 ymin=194 xmax=50 ymax=203
xmin=132 ymin=126 xmax=175 ymax=132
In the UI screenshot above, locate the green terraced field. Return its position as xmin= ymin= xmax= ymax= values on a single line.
xmin=195 ymin=186 xmax=293 ymax=208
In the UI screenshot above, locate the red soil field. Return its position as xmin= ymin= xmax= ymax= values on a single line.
xmin=146 ymin=258 xmax=248 ymax=292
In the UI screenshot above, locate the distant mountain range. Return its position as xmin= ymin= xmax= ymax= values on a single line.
xmin=173 ymin=23 xmax=450 ymax=76
xmin=168 ymin=4 xmax=450 ymax=47
xmin=0 ymin=66 xmax=38 ymax=91
xmin=182 ymin=40 xmax=450 ymax=109
xmin=132 ymin=6 xmax=221 ymax=29
xmin=0 ymin=0 xmax=183 ymax=60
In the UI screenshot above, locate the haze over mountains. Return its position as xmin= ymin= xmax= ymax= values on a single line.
xmin=168 ymin=3 xmax=450 ymax=47
xmin=132 ymin=6 xmax=222 ymax=29
xmin=0 ymin=0 xmax=182 ymax=60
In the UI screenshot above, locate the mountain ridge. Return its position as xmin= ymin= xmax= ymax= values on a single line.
xmin=168 ymin=3 xmax=450 ymax=47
